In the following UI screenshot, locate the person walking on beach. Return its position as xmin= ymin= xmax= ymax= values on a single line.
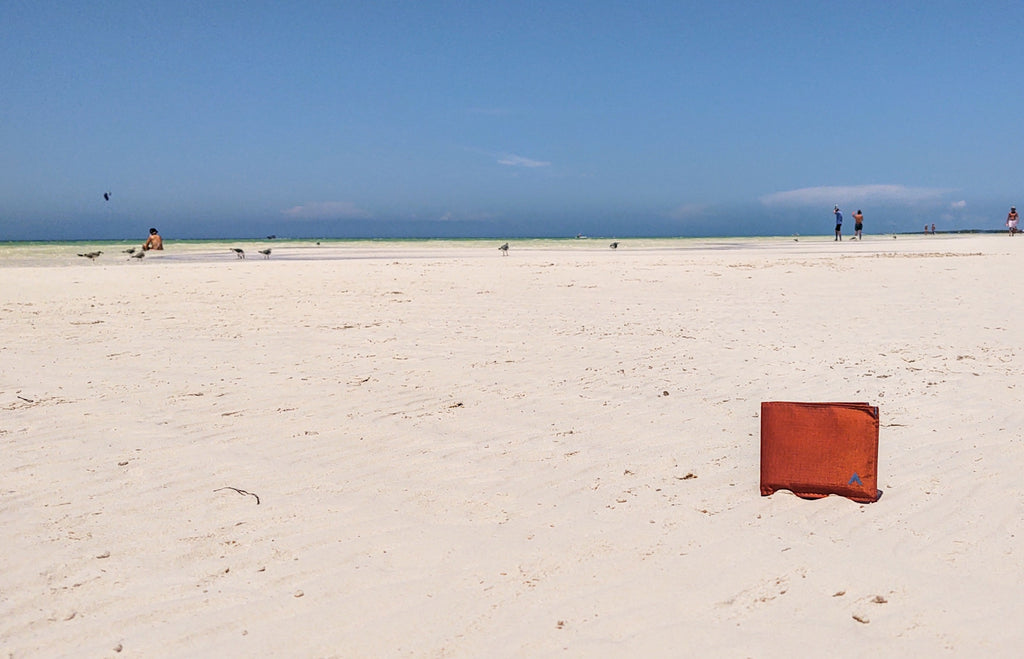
xmin=1007 ymin=207 xmax=1019 ymax=236
xmin=834 ymin=206 xmax=843 ymax=241
xmin=142 ymin=227 xmax=163 ymax=251
xmin=853 ymin=209 xmax=864 ymax=240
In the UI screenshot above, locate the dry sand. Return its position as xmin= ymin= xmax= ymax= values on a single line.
xmin=2 ymin=235 xmax=1022 ymax=657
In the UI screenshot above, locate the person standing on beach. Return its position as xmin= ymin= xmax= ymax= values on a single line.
xmin=834 ymin=206 xmax=843 ymax=241
xmin=1007 ymin=207 xmax=1019 ymax=236
xmin=142 ymin=227 xmax=163 ymax=251
xmin=853 ymin=210 xmax=864 ymax=240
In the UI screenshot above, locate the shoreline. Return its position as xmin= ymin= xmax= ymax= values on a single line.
xmin=0 ymin=232 xmax=1007 ymax=268
xmin=0 ymin=227 xmax=1010 ymax=246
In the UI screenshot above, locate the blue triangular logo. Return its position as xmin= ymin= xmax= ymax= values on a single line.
xmin=849 ymin=473 xmax=863 ymax=486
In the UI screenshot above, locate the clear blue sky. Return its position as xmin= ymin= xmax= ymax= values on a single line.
xmin=2 ymin=1 xmax=1023 ymax=240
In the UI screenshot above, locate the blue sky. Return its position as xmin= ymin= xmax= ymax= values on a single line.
xmin=2 ymin=1 xmax=1023 ymax=240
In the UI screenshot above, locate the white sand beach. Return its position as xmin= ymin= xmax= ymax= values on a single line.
xmin=2 ymin=234 xmax=1023 ymax=657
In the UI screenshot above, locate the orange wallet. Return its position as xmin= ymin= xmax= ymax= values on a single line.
xmin=760 ymin=401 xmax=881 ymax=503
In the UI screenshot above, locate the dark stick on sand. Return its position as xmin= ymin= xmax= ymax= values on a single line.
xmin=214 ymin=486 xmax=260 ymax=505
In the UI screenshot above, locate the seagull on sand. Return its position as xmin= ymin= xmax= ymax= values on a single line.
xmin=498 ymin=242 xmax=509 ymax=256
xmin=231 ymin=248 xmax=245 ymax=259
xmin=609 ymin=241 xmax=619 ymax=249
xmin=130 ymin=251 xmax=144 ymax=260
xmin=77 ymin=251 xmax=102 ymax=261
xmin=258 ymin=248 xmax=271 ymax=259
xmin=123 ymin=247 xmax=135 ymax=254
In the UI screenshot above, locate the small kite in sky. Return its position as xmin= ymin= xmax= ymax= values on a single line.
xmin=103 ymin=191 xmax=111 ymax=201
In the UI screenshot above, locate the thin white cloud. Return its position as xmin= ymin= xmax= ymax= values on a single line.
xmin=282 ymin=201 xmax=370 ymax=220
xmin=950 ymin=199 xmax=967 ymax=209
xmin=760 ymin=184 xmax=950 ymax=207
xmin=497 ymin=153 xmax=551 ymax=168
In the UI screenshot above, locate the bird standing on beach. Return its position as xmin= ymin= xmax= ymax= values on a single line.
xmin=78 ymin=251 xmax=102 ymax=261
xmin=258 ymin=248 xmax=271 ymax=259
xmin=498 ymin=242 xmax=509 ymax=256
xmin=231 ymin=248 xmax=245 ymax=259
xmin=130 ymin=251 xmax=144 ymax=260
xmin=609 ymin=241 xmax=619 ymax=249
xmin=124 ymin=247 xmax=135 ymax=254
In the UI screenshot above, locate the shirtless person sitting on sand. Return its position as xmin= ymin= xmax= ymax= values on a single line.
xmin=143 ymin=228 xmax=163 ymax=251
